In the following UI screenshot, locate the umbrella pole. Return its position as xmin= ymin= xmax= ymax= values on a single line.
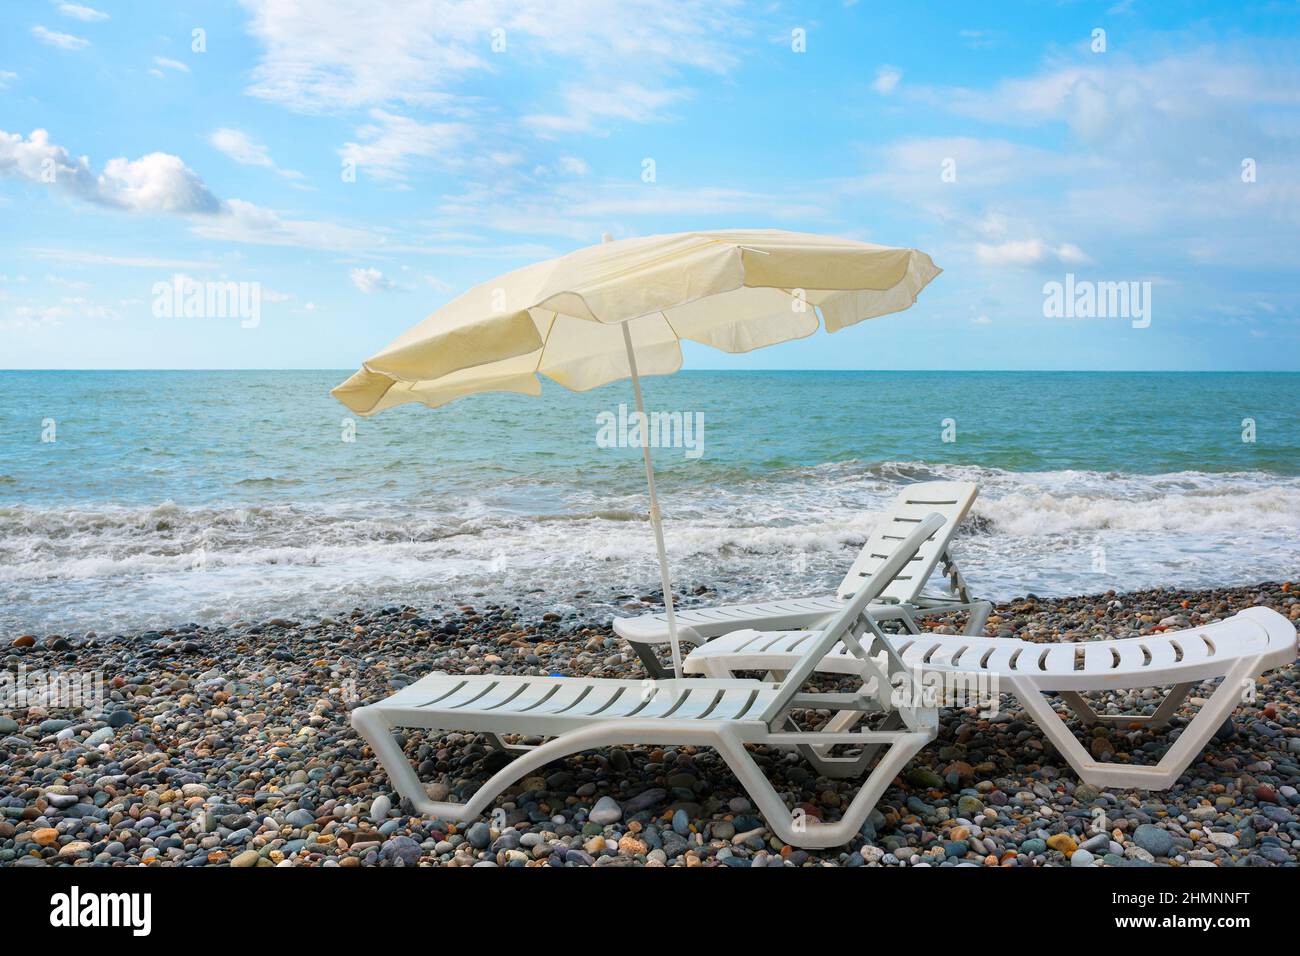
xmin=620 ymin=322 xmax=683 ymax=680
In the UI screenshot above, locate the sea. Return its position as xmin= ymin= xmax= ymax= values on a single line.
xmin=1 ymin=370 xmax=1297 ymax=636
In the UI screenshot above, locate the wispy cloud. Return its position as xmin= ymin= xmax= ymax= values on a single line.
xmin=524 ymin=83 xmax=690 ymax=135
xmin=153 ymin=56 xmax=190 ymax=74
xmin=210 ymin=127 xmax=304 ymax=180
xmin=339 ymin=110 xmax=472 ymax=182
xmin=32 ymin=25 xmax=89 ymax=50
xmin=976 ymin=238 xmax=1089 ymax=267
xmin=239 ymin=0 xmax=748 ymax=139
xmin=189 ymin=199 xmax=381 ymax=252
xmin=349 ymin=267 xmax=398 ymax=293
xmin=55 ymin=2 xmax=109 ymax=22
xmin=846 ymin=47 xmax=1300 ymax=276
xmin=28 ymin=247 xmax=222 ymax=270
xmin=872 ymin=65 xmax=902 ymax=95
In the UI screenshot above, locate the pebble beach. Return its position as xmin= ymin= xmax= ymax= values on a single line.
xmin=2 ymin=581 xmax=1298 ymax=868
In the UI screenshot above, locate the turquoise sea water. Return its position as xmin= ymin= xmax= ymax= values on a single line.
xmin=1 ymin=370 xmax=1298 ymax=635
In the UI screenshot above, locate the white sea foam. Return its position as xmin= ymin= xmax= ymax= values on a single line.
xmin=2 ymin=463 xmax=1298 ymax=635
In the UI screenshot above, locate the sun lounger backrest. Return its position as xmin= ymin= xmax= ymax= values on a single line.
xmin=835 ymin=481 xmax=978 ymax=604
xmin=763 ymin=512 xmax=946 ymax=724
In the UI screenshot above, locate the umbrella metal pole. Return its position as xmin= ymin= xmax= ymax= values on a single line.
xmin=621 ymin=322 xmax=683 ymax=680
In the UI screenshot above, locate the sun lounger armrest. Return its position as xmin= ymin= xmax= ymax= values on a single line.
xmin=759 ymin=512 xmax=947 ymax=725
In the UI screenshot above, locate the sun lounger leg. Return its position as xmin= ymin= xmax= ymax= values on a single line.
xmin=711 ymin=726 xmax=933 ymax=849
xmin=632 ymin=641 xmax=671 ymax=679
xmin=802 ymin=711 xmax=907 ymax=778
xmin=351 ymin=705 xmax=445 ymax=816
xmin=487 ymin=734 xmax=537 ymax=754
xmin=964 ymin=601 xmax=992 ymax=636
xmin=1010 ymin=660 xmax=1260 ymax=790
xmin=1059 ymin=683 xmax=1194 ymax=732
xmin=355 ymin=709 xmax=683 ymax=822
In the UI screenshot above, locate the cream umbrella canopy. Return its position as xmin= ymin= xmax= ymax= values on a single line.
xmin=333 ymin=229 xmax=942 ymax=678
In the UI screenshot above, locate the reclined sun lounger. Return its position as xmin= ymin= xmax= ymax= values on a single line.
xmin=682 ymin=606 xmax=1298 ymax=790
xmin=352 ymin=514 xmax=950 ymax=849
xmin=613 ymin=481 xmax=991 ymax=677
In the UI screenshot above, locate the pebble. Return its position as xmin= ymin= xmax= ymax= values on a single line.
xmin=1133 ymin=824 xmax=1174 ymax=858
xmin=589 ymin=796 xmax=623 ymax=825
xmin=466 ymin=822 xmax=491 ymax=849
xmin=1 ymin=583 xmax=1295 ymax=867
xmin=285 ymin=809 xmax=315 ymax=828
xmin=672 ymin=808 xmax=690 ymax=835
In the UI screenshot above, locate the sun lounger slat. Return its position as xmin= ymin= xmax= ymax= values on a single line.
xmin=680 ymin=608 xmax=1296 ymax=793
xmin=352 ymin=517 xmax=961 ymax=850
xmin=423 ymin=680 xmax=499 ymax=710
xmin=1144 ymin=640 xmax=1181 ymax=670
xmin=1035 ymin=644 xmax=1076 ymax=673
xmin=981 ymin=644 xmax=1022 ymax=673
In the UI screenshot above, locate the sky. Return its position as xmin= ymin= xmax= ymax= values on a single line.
xmin=1 ymin=0 xmax=1298 ymax=372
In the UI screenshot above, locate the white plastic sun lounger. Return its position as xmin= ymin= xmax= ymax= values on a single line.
xmin=353 ymin=515 xmax=950 ymax=849
xmin=613 ymin=481 xmax=990 ymax=678
xmin=682 ymin=606 xmax=1298 ymax=790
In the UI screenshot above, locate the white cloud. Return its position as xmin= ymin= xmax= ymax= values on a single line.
xmin=0 ymin=71 xmax=17 ymax=89
xmin=524 ymin=83 xmax=689 ymax=135
xmin=43 ymin=273 xmax=90 ymax=290
xmin=32 ymin=25 xmax=89 ymax=50
xmin=0 ymin=129 xmax=222 ymax=214
xmin=210 ymin=128 xmax=272 ymax=168
xmin=210 ymin=127 xmax=304 ymax=180
xmin=872 ymin=65 xmax=901 ymax=95
xmin=846 ymin=48 xmax=1300 ymax=280
xmin=959 ymin=29 xmax=999 ymax=50
xmin=339 ymin=110 xmax=472 ymax=182
xmin=153 ymin=56 xmax=190 ymax=73
xmin=240 ymin=0 xmax=743 ymax=113
xmin=100 ymin=153 xmax=223 ymax=214
xmin=56 ymin=3 xmax=109 ymax=22
xmin=4 ymin=129 xmax=375 ymax=252
xmin=190 ymin=199 xmax=379 ymax=252
xmin=4 ymin=297 xmax=119 ymax=331
xmin=432 ymin=180 xmax=829 ymax=243
xmin=350 ymin=267 xmax=398 ymax=293
xmin=975 ymin=238 xmax=1091 ymax=267
xmin=0 ymin=128 xmax=103 ymax=203
xmin=557 ymin=155 xmax=589 ymax=176
xmin=28 ymin=248 xmax=220 ymax=269
xmin=919 ymin=50 xmax=1300 ymax=142
xmin=1056 ymin=243 xmax=1090 ymax=265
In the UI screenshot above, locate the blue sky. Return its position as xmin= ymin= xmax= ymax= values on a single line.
xmin=2 ymin=0 xmax=1298 ymax=371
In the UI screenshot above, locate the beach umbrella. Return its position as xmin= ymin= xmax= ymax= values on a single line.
xmin=333 ymin=229 xmax=941 ymax=678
